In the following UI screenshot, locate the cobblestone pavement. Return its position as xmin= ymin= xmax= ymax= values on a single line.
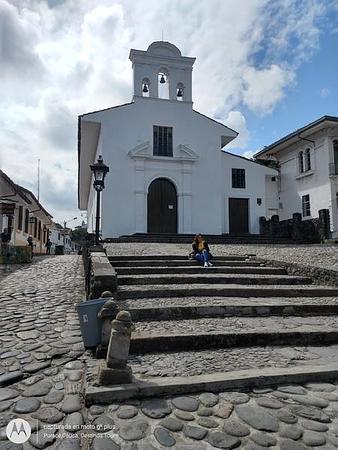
xmin=88 ymin=381 xmax=338 ymax=449
xmin=0 ymin=255 xmax=87 ymax=449
xmin=0 ymin=261 xmax=32 ymax=283
xmin=105 ymin=243 xmax=338 ymax=271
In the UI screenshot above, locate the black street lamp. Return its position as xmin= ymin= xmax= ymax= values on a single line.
xmin=90 ymin=155 xmax=109 ymax=245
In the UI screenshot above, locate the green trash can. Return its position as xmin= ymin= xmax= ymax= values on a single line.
xmin=55 ymin=245 xmax=64 ymax=255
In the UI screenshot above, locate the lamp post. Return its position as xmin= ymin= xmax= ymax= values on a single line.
xmin=90 ymin=155 xmax=109 ymax=245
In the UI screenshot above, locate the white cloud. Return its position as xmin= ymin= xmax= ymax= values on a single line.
xmin=242 ymin=150 xmax=255 ymax=160
xmin=320 ymin=87 xmax=330 ymax=98
xmin=224 ymin=111 xmax=250 ymax=149
xmin=0 ymin=0 xmax=331 ymax=224
xmin=242 ymin=65 xmax=294 ymax=115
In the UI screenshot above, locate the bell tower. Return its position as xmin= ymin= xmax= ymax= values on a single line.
xmin=129 ymin=41 xmax=196 ymax=103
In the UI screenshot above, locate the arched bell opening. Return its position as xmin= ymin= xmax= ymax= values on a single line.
xmin=158 ymin=68 xmax=169 ymax=99
xmin=176 ymin=82 xmax=184 ymax=101
xmin=142 ymin=78 xmax=150 ymax=97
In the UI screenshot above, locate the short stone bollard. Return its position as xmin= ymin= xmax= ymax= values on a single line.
xmin=98 ymin=311 xmax=134 ymax=385
xmin=97 ymin=292 xmax=119 ymax=349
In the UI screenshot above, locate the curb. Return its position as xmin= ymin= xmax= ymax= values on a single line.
xmin=85 ymin=364 xmax=338 ymax=404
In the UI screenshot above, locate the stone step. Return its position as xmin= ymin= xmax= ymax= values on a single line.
xmin=126 ymin=300 xmax=338 ymax=321
xmin=85 ymin=363 xmax=338 ymax=403
xmin=109 ymin=255 xmax=254 ymax=262
xmin=128 ymin=344 xmax=338 ymax=379
xmin=117 ymin=273 xmax=311 ymax=286
xmin=117 ymin=283 xmax=338 ymax=300
xmin=118 ymin=295 xmax=338 ymax=309
xmin=130 ymin=315 xmax=338 ymax=353
xmin=115 ymin=266 xmax=287 ymax=275
xmin=110 ymin=259 xmax=263 ymax=268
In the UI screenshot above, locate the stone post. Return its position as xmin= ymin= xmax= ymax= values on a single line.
xmin=318 ymin=208 xmax=331 ymax=241
xmin=259 ymin=216 xmax=267 ymax=235
xmin=98 ymin=311 xmax=133 ymax=385
xmin=270 ymin=215 xmax=280 ymax=236
xmin=97 ymin=292 xmax=119 ymax=349
xmin=291 ymin=213 xmax=302 ymax=241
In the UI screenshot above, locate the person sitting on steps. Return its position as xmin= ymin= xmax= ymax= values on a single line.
xmin=192 ymin=234 xmax=213 ymax=268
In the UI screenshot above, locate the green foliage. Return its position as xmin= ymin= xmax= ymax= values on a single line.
xmin=70 ymin=227 xmax=88 ymax=244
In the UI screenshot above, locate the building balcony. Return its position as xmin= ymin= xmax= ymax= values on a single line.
xmin=329 ymin=163 xmax=338 ymax=176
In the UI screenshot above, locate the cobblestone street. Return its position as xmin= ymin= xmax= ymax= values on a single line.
xmin=87 ymin=382 xmax=338 ymax=449
xmin=0 ymin=255 xmax=85 ymax=380
xmin=0 ymin=255 xmax=87 ymax=450
xmin=1 ymin=247 xmax=338 ymax=449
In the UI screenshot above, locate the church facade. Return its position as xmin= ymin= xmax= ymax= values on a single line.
xmin=78 ymin=41 xmax=278 ymax=238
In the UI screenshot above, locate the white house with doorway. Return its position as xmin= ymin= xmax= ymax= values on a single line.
xmin=255 ymin=116 xmax=338 ymax=238
xmin=49 ymin=223 xmax=79 ymax=254
xmin=78 ymin=41 xmax=278 ymax=238
xmin=0 ymin=170 xmax=53 ymax=254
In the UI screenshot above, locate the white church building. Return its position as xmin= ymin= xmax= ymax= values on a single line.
xmin=78 ymin=41 xmax=278 ymax=238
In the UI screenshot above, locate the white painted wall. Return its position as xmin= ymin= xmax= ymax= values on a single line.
xmin=221 ymin=153 xmax=278 ymax=234
xmin=83 ymin=97 xmax=277 ymax=237
xmin=257 ymin=125 xmax=338 ymax=237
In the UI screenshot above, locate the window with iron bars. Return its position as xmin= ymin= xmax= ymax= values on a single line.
xmin=153 ymin=126 xmax=173 ymax=157
xmin=302 ymin=194 xmax=311 ymax=217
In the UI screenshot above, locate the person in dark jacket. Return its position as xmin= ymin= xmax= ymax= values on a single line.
xmin=45 ymin=238 xmax=52 ymax=255
xmin=0 ymin=228 xmax=11 ymax=256
xmin=192 ymin=234 xmax=213 ymax=267
xmin=27 ymin=235 xmax=34 ymax=255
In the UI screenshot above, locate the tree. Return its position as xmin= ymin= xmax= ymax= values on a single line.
xmin=70 ymin=227 xmax=88 ymax=244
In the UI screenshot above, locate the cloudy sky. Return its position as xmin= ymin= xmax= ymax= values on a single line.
xmin=1 ymin=0 xmax=337 ymax=226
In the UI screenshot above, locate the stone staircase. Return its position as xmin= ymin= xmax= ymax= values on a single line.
xmin=108 ymin=255 xmax=338 ymax=379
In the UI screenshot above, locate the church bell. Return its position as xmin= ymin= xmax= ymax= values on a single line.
xmin=177 ymin=88 xmax=183 ymax=97
xmin=142 ymin=83 xmax=149 ymax=93
xmin=160 ymin=74 xmax=166 ymax=84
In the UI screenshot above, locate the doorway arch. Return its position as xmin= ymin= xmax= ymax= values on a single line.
xmin=147 ymin=178 xmax=177 ymax=233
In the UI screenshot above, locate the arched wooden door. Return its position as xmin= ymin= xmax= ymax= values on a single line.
xmin=147 ymin=178 xmax=177 ymax=233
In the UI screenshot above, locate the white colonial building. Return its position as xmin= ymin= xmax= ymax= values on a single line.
xmin=255 ymin=116 xmax=338 ymax=238
xmin=0 ymin=169 xmax=53 ymax=253
xmin=78 ymin=41 xmax=278 ymax=238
